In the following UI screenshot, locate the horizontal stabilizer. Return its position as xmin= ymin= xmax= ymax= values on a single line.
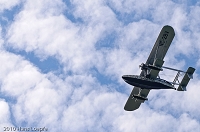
xmin=177 ymin=67 xmax=195 ymax=91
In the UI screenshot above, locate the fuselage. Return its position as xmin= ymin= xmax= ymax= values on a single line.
xmin=122 ymin=75 xmax=175 ymax=89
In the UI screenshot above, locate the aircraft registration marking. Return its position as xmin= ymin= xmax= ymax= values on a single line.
xmin=159 ymin=31 xmax=169 ymax=46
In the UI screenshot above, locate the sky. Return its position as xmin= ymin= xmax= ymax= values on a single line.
xmin=0 ymin=0 xmax=200 ymax=132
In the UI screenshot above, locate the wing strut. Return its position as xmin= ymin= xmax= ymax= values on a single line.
xmin=162 ymin=66 xmax=185 ymax=73
xmin=133 ymin=88 xmax=148 ymax=101
xmin=173 ymin=71 xmax=180 ymax=86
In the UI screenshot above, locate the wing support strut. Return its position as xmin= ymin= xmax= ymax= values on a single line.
xmin=173 ymin=71 xmax=180 ymax=86
xmin=161 ymin=66 xmax=195 ymax=91
xmin=132 ymin=88 xmax=148 ymax=101
xmin=162 ymin=66 xmax=185 ymax=73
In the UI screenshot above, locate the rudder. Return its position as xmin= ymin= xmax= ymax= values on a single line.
xmin=177 ymin=67 xmax=195 ymax=91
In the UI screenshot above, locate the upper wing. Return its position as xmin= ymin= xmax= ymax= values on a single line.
xmin=124 ymin=25 xmax=175 ymax=111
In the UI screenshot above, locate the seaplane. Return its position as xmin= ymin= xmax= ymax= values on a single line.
xmin=123 ymin=25 xmax=195 ymax=111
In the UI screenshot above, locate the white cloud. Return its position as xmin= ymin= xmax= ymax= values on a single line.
xmin=0 ymin=27 xmax=4 ymax=50
xmin=0 ymin=51 xmax=43 ymax=97
xmin=61 ymin=90 xmax=126 ymax=132
xmin=1 ymin=0 xmax=200 ymax=132
xmin=7 ymin=0 xmax=119 ymax=75
xmin=177 ymin=113 xmax=200 ymax=132
xmin=107 ymin=0 xmax=157 ymax=14
xmin=0 ymin=99 xmax=12 ymax=126
xmin=0 ymin=0 xmax=21 ymax=12
xmin=13 ymin=81 xmax=62 ymax=125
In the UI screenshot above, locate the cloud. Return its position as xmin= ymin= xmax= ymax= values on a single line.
xmin=0 ymin=51 xmax=43 ymax=97
xmin=0 ymin=27 xmax=4 ymax=49
xmin=1 ymin=0 xmax=200 ymax=132
xmin=61 ymin=89 xmax=126 ymax=132
xmin=7 ymin=0 xmax=119 ymax=75
xmin=0 ymin=99 xmax=13 ymax=127
xmin=0 ymin=0 xmax=21 ymax=12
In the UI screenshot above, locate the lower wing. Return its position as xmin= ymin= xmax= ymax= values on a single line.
xmin=124 ymin=87 xmax=150 ymax=111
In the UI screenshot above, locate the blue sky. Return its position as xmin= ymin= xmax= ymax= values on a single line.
xmin=0 ymin=0 xmax=200 ymax=132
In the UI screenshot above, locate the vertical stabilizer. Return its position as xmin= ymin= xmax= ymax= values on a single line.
xmin=177 ymin=67 xmax=195 ymax=91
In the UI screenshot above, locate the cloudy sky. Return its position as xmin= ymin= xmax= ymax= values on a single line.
xmin=0 ymin=0 xmax=200 ymax=131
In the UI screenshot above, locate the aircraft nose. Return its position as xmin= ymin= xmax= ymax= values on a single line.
xmin=122 ymin=75 xmax=130 ymax=84
xmin=122 ymin=75 xmax=127 ymax=80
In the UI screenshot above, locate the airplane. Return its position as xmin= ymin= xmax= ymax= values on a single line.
xmin=122 ymin=25 xmax=195 ymax=111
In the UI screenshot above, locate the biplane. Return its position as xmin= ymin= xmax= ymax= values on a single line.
xmin=122 ymin=25 xmax=195 ymax=111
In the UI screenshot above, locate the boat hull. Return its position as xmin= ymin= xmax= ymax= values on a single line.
xmin=122 ymin=75 xmax=175 ymax=89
